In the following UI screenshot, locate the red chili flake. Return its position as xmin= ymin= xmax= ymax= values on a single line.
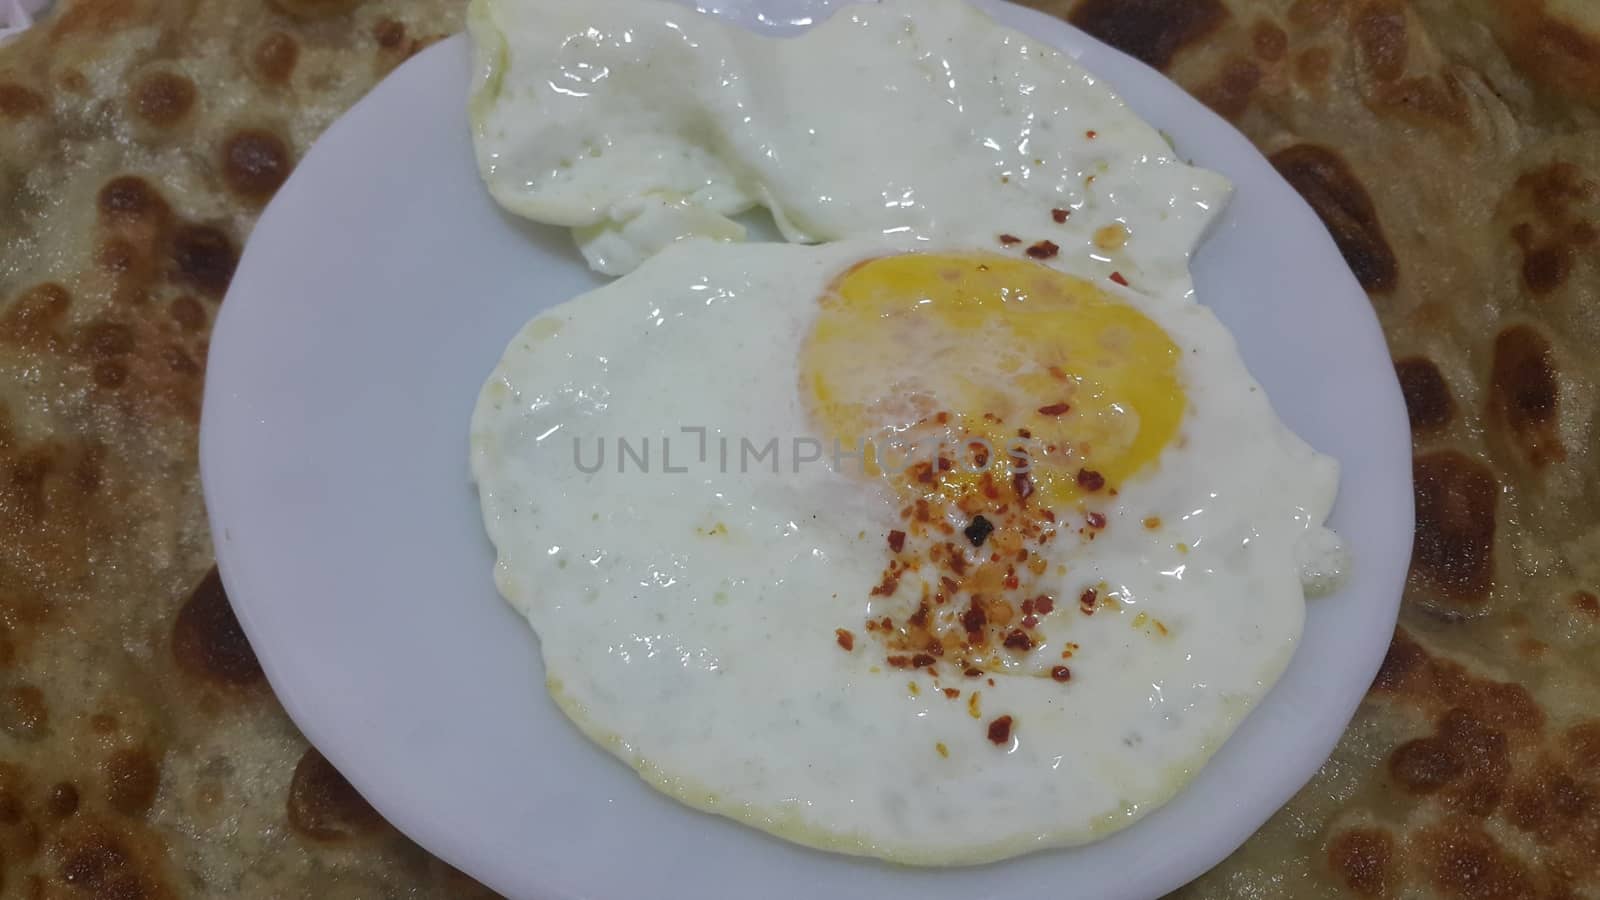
xmin=1038 ymin=402 xmax=1071 ymax=416
xmin=1051 ymin=665 xmax=1072 ymax=682
xmin=937 ymin=456 xmax=953 ymax=471
xmin=887 ymin=530 xmax=906 ymax=553
xmin=870 ymin=570 xmax=901 ymax=597
xmin=1051 ymin=208 xmax=1070 ymax=223
xmin=1027 ymin=240 xmax=1060 ymax=259
xmin=835 ymin=629 xmax=855 ymax=651
xmin=914 ymin=499 xmax=931 ymax=522
xmin=962 ymin=604 xmax=987 ymax=634
xmin=1109 ymin=271 xmax=1129 ymax=286
xmin=1003 ymin=630 xmax=1033 ymax=651
xmin=887 ymin=655 xmax=910 ymax=668
xmin=1013 ymin=473 xmax=1035 ymax=503
xmin=1016 ymin=428 xmax=1032 ymax=439
xmin=1086 ymin=130 xmax=1098 ymax=139
xmin=940 ymin=576 xmax=959 ymax=596
xmin=1077 ymin=469 xmax=1106 ymax=491
xmin=964 ymin=667 xmax=982 ymax=678
xmin=987 ymin=715 xmax=1014 ymax=745
xmin=1034 ymin=595 xmax=1054 ymax=615
xmin=1087 ymin=512 xmax=1107 ymax=530
xmin=1021 ymin=597 xmax=1035 ymax=616
xmin=935 ymin=411 xmax=949 ymax=424
xmin=943 ymin=688 xmax=961 ymax=699
xmin=1003 ymin=573 xmax=1020 ymax=591
xmin=999 ymin=234 xmax=1022 ymax=245
xmin=908 ymin=603 xmax=929 ymax=628
xmin=988 ymin=677 xmax=996 ymax=686
xmin=881 ymin=616 xmax=893 ymax=630
xmin=969 ymin=442 xmax=990 ymax=467
xmin=911 ymin=653 xmax=937 ymax=668
xmin=1079 ymin=589 xmax=1098 ymax=615
xmin=1021 ymin=614 xmax=1038 ymax=629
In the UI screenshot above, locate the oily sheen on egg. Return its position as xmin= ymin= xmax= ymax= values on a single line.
xmin=470 ymin=238 xmax=1342 ymax=863
xmin=467 ymin=0 xmax=1229 ymax=287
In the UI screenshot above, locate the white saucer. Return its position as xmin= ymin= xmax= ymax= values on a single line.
xmin=200 ymin=3 xmax=1413 ymax=897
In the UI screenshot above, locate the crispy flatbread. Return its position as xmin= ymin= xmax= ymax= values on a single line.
xmin=1 ymin=0 xmax=1595 ymax=896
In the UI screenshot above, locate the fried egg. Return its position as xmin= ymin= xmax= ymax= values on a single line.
xmin=470 ymin=238 xmax=1344 ymax=862
xmin=468 ymin=0 xmax=1346 ymax=865
xmin=467 ymin=0 xmax=1229 ymax=287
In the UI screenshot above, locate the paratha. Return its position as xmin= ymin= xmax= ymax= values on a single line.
xmin=1 ymin=0 xmax=1596 ymax=896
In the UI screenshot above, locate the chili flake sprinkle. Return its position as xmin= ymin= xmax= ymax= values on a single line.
xmin=1051 ymin=665 xmax=1073 ymax=682
xmin=1037 ymin=402 xmax=1071 ymax=416
xmin=999 ymin=233 xmax=1022 ymax=245
xmin=1109 ymin=271 xmax=1129 ymax=286
xmin=836 ymin=628 xmax=855 ymax=651
xmin=887 ymin=529 xmax=906 ymax=553
xmin=1051 ymin=208 xmax=1070 ymax=223
xmin=1026 ymin=240 xmax=1060 ymax=260
xmin=987 ymin=715 xmax=1014 ymax=745
xmin=1077 ymin=468 xmax=1106 ymax=491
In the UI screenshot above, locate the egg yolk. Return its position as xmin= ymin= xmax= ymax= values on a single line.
xmin=801 ymin=252 xmax=1185 ymax=506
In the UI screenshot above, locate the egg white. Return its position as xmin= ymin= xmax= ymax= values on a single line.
xmin=470 ymin=236 xmax=1340 ymax=863
xmin=467 ymin=0 xmax=1229 ymax=293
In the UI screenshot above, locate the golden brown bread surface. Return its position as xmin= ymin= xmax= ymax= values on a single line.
xmin=1 ymin=0 xmax=1597 ymax=896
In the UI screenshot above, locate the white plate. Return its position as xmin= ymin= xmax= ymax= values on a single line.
xmin=200 ymin=3 xmax=1413 ymax=898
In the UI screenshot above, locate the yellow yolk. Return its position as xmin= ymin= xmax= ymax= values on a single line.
xmin=801 ymin=253 xmax=1185 ymax=506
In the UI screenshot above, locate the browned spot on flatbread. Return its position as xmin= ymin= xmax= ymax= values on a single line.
xmin=0 ymin=762 xmax=23 ymax=824
xmin=1395 ymin=357 xmax=1454 ymax=431
xmin=98 ymin=176 xmax=170 ymax=226
xmin=1 ymin=683 xmax=48 ymax=741
xmin=1296 ymin=46 xmax=1334 ymax=87
xmin=1507 ymin=763 xmax=1593 ymax=841
xmin=374 ymin=18 xmax=407 ymax=49
xmin=49 ymin=0 xmax=135 ymax=39
xmin=268 ymin=0 xmax=365 ymax=19
xmin=1327 ymin=826 xmax=1395 ymax=897
xmin=1352 ymin=0 xmax=1408 ymax=81
xmin=1372 ymin=631 xmax=1545 ymax=734
xmin=54 ymin=819 xmax=173 ymax=899
xmin=1495 ymin=1 xmax=1600 ymax=104
xmin=0 ymin=83 xmax=45 ymax=118
xmin=1507 ymin=163 xmax=1597 ymax=295
xmin=130 ymin=71 xmax=196 ymax=128
xmin=168 ymin=224 xmax=237 ymax=297
xmin=254 ymin=32 xmax=300 ymax=85
xmin=1289 ymin=0 xmax=1345 ymax=30
xmin=1252 ymin=20 xmax=1288 ymax=62
xmin=103 ymin=747 xmax=161 ymax=817
xmin=1392 ymin=734 xmax=1465 ymax=794
xmin=221 ymin=129 xmax=293 ymax=201
xmin=46 ymin=781 xmax=80 ymax=820
xmin=1490 ymin=324 xmax=1565 ymax=466
xmin=1270 ymin=145 xmax=1399 ymax=294
xmin=1196 ymin=56 xmax=1263 ymax=119
xmin=168 ymin=295 xmax=206 ymax=333
xmin=287 ymin=747 xmax=382 ymax=841
xmin=172 ymin=567 xmax=263 ymax=686
xmin=1412 ymin=818 xmax=1538 ymax=900
xmin=1410 ymin=451 xmax=1497 ymax=607
xmin=1067 ymin=0 xmax=1227 ymax=71
xmin=1 ymin=284 xmax=70 ymax=351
